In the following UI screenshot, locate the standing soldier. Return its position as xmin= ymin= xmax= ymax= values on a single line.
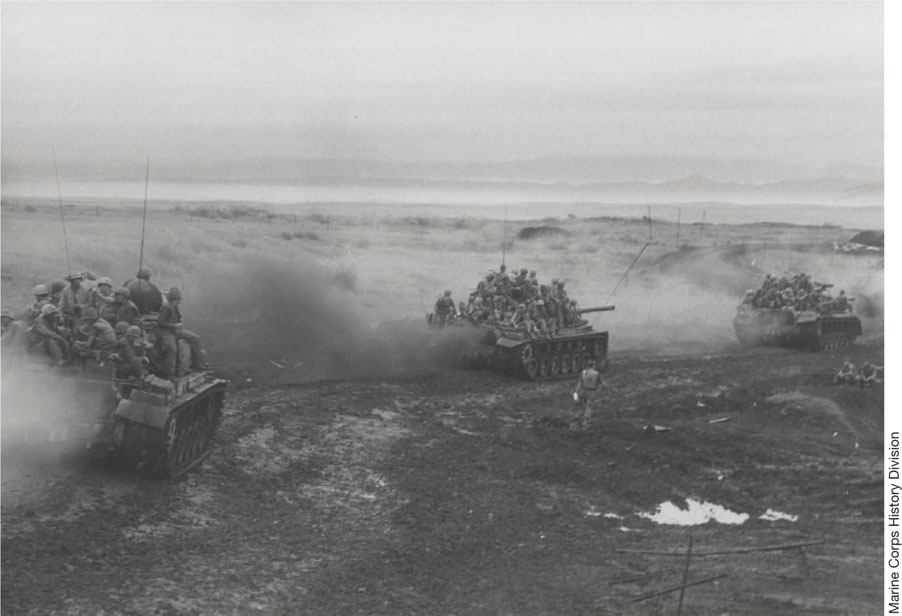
xmin=58 ymin=272 xmax=91 ymax=326
xmin=573 ymin=359 xmax=605 ymax=429
xmin=433 ymin=290 xmax=457 ymax=328
xmin=157 ymin=287 xmax=205 ymax=377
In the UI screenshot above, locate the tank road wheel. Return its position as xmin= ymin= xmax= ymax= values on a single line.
xmin=560 ymin=353 xmax=572 ymax=375
xmin=538 ymin=356 xmax=551 ymax=378
xmin=521 ymin=345 xmax=534 ymax=362
xmin=523 ymin=358 xmax=538 ymax=380
xmin=550 ymin=354 xmax=561 ymax=377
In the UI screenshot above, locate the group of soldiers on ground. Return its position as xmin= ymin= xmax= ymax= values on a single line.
xmin=1 ymin=266 xmax=205 ymax=381
xmin=740 ymin=272 xmax=852 ymax=314
xmin=433 ymin=265 xmax=589 ymax=338
xmin=833 ymin=359 xmax=882 ymax=388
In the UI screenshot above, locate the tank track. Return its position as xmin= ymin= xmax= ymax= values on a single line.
xmin=117 ymin=384 xmax=226 ymax=478
xmin=500 ymin=334 xmax=609 ymax=381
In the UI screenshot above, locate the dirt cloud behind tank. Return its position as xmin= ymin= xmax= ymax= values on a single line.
xmin=190 ymin=255 xmax=443 ymax=382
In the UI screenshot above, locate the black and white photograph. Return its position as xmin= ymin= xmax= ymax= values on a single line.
xmin=0 ymin=2 xmax=888 ymax=614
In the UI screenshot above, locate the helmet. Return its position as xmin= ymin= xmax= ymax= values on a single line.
xmin=1 ymin=309 xmax=13 ymax=320
xmin=97 ymin=277 xmax=112 ymax=287
xmin=517 ymin=303 xmax=526 ymax=310
xmin=126 ymin=325 xmax=142 ymax=338
xmin=114 ymin=321 xmax=130 ymax=335
xmin=167 ymin=287 xmax=182 ymax=300
xmin=114 ymin=287 xmax=131 ymax=299
xmin=137 ymin=267 xmax=152 ymax=280
xmin=65 ymin=272 xmax=84 ymax=282
xmin=83 ymin=271 xmax=96 ymax=281
xmin=40 ymin=304 xmax=58 ymax=317
xmin=50 ymin=280 xmax=66 ymax=294
xmin=33 ymin=284 xmax=49 ymax=296
xmin=79 ymin=307 xmax=98 ymax=321
xmin=529 ymin=270 xmax=536 ymax=276
xmin=520 ymin=268 xmax=528 ymax=275
xmin=444 ymin=290 xmax=452 ymax=297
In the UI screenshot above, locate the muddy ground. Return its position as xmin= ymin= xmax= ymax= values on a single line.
xmin=1 ymin=338 xmax=883 ymax=615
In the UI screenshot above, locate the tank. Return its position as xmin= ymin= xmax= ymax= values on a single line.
xmin=3 ymin=323 xmax=227 ymax=478
xmin=431 ymin=306 xmax=615 ymax=380
xmin=733 ymin=305 xmax=862 ymax=351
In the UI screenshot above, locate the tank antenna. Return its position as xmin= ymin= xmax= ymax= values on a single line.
xmin=501 ymin=205 xmax=508 ymax=268
xmin=599 ymin=242 xmax=649 ymax=317
xmin=138 ymin=155 xmax=150 ymax=273
xmin=51 ymin=146 xmax=72 ymax=273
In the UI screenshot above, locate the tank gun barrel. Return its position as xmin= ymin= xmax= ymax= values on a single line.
xmin=578 ymin=305 xmax=615 ymax=314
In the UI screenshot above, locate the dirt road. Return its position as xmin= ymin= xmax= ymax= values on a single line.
xmin=1 ymin=341 xmax=883 ymax=615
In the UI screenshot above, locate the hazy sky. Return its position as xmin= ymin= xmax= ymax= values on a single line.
xmin=0 ymin=1 xmax=884 ymax=179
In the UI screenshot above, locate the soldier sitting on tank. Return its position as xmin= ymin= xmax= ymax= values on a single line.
xmin=817 ymin=289 xmax=834 ymax=314
xmin=28 ymin=304 xmax=69 ymax=365
xmin=124 ymin=267 xmax=164 ymax=314
xmin=509 ymin=303 xmax=534 ymax=336
xmin=568 ymin=299 xmax=588 ymax=327
xmin=780 ymin=287 xmax=795 ymax=309
xmin=113 ymin=325 xmax=154 ymax=381
xmin=105 ymin=287 xmax=140 ymax=325
xmin=72 ymin=307 xmax=118 ymax=361
xmin=527 ymin=299 xmax=551 ymax=338
xmin=832 ymin=290 xmax=850 ymax=313
xmin=793 ymin=289 xmax=809 ymax=311
xmin=468 ymin=296 xmax=490 ymax=321
xmin=157 ymin=287 xmax=206 ymax=376
xmin=20 ymin=284 xmax=52 ymax=325
xmin=48 ymin=279 xmax=67 ymax=308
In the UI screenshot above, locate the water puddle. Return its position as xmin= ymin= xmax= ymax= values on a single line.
xmin=639 ymin=499 xmax=749 ymax=526
xmin=759 ymin=509 xmax=798 ymax=522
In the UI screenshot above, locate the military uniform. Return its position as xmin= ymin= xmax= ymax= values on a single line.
xmin=157 ymin=298 xmax=204 ymax=376
xmin=574 ymin=365 xmax=603 ymax=427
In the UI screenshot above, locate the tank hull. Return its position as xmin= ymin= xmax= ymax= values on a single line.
xmin=733 ymin=308 xmax=862 ymax=352
xmin=441 ymin=322 xmax=610 ymax=381
xmin=1 ymin=360 xmax=227 ymax=478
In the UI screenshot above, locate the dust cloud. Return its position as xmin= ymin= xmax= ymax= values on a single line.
xmin=189 ymin=255 xmax=446 ymax=382
xmin=0 ymin=362 xmax=108 ymax=476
